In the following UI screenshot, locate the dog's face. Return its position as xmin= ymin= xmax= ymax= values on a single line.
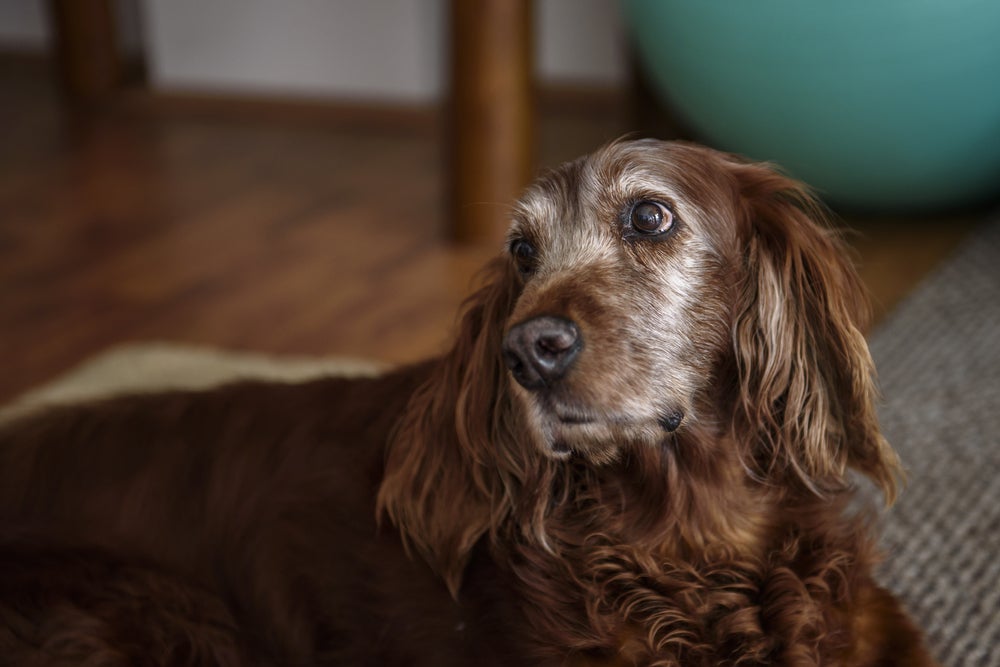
xmin=502 ymin=140 xmax=742 ymax=464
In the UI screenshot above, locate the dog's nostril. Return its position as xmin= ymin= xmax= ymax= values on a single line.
xmin=536 ymin=328 xmax=577 ymax=357
xmin=502 ymin=349 xmax=525 ymax=374
xmin=503 ymin=316 xmax=581 ymax=390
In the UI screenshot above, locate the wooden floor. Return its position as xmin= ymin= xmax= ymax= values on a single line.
xmin=0 ymin=56 xmax=981 ymax=403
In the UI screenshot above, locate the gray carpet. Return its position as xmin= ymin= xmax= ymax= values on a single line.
xmin=871 ymin=216 xmax=1000 ymax=667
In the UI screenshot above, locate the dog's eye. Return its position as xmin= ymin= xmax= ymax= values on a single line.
xmin=509 ymin=238 xmax=537 ymax=277
xmin=629 ymin=201 xmax=675 ymax=235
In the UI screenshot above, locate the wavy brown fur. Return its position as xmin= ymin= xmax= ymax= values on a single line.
xmin=1 ymin=140 xmax=934 ymax=666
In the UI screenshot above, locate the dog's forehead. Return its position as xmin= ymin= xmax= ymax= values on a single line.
xmin=510 ymin=141 xmax=730 ymax=244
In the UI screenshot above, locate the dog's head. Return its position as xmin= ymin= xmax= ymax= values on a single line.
xmin=501 ymin=139 xmax=898 ymax=497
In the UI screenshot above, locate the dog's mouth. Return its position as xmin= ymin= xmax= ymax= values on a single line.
xmin=545 ymin=418 xmax=652 ymax=463
xmin=549 ymin=419 xmax=590 ymax=458
xmin=549 ymin=439 xmax=575 ymax=458
xmin=555 ymin=410 xmax=593 ymax=426
xmin=532 ymin=400 xmax=684 ymax=462
xmin=553 ymin=403 xmax=682 ymax=433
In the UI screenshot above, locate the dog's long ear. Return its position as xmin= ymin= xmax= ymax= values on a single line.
xmin=377 ymin=257 xmax=522 ymax=598
xmin=728 ymin=161 xmax=901 ymax=503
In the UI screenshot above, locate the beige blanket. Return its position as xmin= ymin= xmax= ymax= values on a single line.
xmin=0 ymin=342 xmax=383 ymax=423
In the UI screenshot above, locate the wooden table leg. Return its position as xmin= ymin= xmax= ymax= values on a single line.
xmin=448 ymin=0 xmax=534 ymax=246
xmin=47 ymin=0 xmax=121 ymax=103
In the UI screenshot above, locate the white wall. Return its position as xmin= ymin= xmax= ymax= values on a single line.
xmin=0 ymin=0 xmax=627 ymax=101
xmin=0 ymin=0 xmax=144 ymax=55
xmin=537 ymin=0 xmax=626 ymax=86
xmin=0 ymin=0 xmax=48 ymax=48
xmin=143 ymin=0 xmax=447 ymax=101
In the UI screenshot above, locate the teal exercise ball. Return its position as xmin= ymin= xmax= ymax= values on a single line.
xmin=623 ymin=0 xmax=1000 ymax=211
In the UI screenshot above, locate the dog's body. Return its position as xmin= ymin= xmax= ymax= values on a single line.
xmin=1 ymin=369 xmax=533 ymax=666
xmin=1 ymin=141 xmax=936 ymax=666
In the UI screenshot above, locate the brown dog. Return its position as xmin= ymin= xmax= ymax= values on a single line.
xmin=0 ymin=140 xmax=936 ymax=666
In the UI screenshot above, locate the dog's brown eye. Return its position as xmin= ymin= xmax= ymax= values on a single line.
xmin=630 ymin=201 xmax=674 ymax=235
xmin=510 ymin=238 xmax=537 ymax=276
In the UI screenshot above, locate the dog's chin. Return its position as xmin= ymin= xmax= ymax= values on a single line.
xmin=518 ymin=395 xmax=674 ymax=465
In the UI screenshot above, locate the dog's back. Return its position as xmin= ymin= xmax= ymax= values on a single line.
xmin=0 ymin=365 xmax=526 ymax=666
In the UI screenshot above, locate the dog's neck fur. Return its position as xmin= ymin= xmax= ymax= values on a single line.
xmin=510 ymin=426 xmax=770 ymax=561
xmin=495 ymin=419 xmax=868 ymax=665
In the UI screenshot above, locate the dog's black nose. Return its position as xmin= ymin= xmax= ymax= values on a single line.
xmin=502 ymin=316 xmax=581 ymax=390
